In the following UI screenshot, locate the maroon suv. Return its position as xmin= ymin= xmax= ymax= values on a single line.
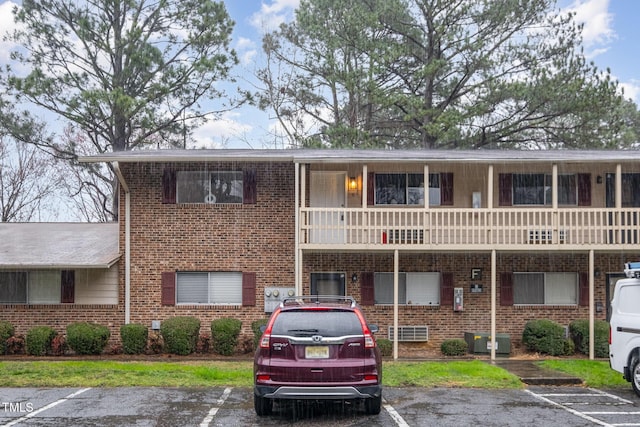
xmin=253 ymin=296 xmax=382 ymax=416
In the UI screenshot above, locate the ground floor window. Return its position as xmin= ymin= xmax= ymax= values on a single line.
xmin=374 ymin=272 xmax=440 ymax=305
xmin=310 ymin=272 xmax=346 ymax=296
xmin=0 ymin=270 xmax=66 ymax=304
xmin=513 ymin=272 xmax=577 ymax=305
xmin=176 ymin=272 xmax=242 ymax=305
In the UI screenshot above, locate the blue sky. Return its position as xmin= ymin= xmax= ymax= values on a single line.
xmin=1 ymin=0 xmax=638 ymax=149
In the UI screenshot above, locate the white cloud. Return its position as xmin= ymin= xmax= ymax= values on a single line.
xmin=0 ymin=1 xmax=21 ymax=63
xmin=619 ymin=80 xmax=640 ymax=103
xmin=249 ymin=0 xmax=299 ymax=33
xmin=565 ymin=0 xmax=615 ymax=47
xmin=191 ymin=112 xmax=254 ymax=149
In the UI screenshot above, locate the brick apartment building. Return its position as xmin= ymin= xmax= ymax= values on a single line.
xmin=2 ymin=149 xmax=639 ymax=359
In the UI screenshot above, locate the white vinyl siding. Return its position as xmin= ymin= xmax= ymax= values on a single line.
xmin=176 ymin=272 xmax=242 ymax=305
xmin=75 ymin=267 xmax=119 ymax=304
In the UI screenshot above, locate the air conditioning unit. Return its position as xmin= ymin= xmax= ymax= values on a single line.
xmin=388 ymin=326 xmax=429 ymax=342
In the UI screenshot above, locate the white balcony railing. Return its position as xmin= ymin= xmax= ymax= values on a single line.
xmin=299 ymin=207 xmax=640 ymax=248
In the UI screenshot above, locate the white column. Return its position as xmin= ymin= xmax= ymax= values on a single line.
xmin=393 ymin=249 xmax=399 ymax=360
xmin=491 ymin=249 xmax=496 ymax=361
xmin=589 ymin=250 xmax=595 ymax=360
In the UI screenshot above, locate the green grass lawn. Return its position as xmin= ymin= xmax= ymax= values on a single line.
xmin=0 ymin=359 xmax=627 ymax=389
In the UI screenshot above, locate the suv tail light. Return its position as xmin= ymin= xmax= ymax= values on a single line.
xmin=259 ymin=308 xmax=279 ymax=348
xmin=364 ymin=333 xmax=375 ymax=348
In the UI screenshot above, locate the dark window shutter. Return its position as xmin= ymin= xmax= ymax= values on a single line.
xmin=243 ymin=169 xmax=257 ymax=204
xmin=578 ymin=273 xmax=589 ymax=306
xmin=500 ymin=272 xmax=513 ymax=306
xmin=440 ymin=173 xmax=454 ymax=206
xmin=499 ymin=174 xmax=512 ymax=206
xmin=360 ymin=272 xmax=374 ymax=305
xmin=242 ymin=272 xmax=256 ymax=306
xmin=440 ymin=272 xmax=454 ymax=306
xmin=578 ymin=174 xmax=592 ymax=206
xmin=162 ymin=168 xmax=177 ymax=204
xmin=161 ymin=272 xmax=176 ymax=305
xmin=61 ymin=270 xmax=75 ymax=303
xmin=367 ymin=172 xmax=375 ymax=206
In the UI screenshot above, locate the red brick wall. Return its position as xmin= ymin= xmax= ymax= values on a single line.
xmin=119 ymin=161 xmax=295 ymax=340
xmin=303 ymin=252 xmax=631 ymax=352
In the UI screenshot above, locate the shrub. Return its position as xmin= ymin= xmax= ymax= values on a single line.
xmin=0 ymin=320 xmax=15 ymax=355
xmin=441 ymin=339 xmax=468 ymax=356
xmin=66 ymin=322 xmax=110 ymax=355
xmin=211 ymin=318 xmax=242 ymax=356
xmin=120 ymin=323 xmax=148 ymax=355
xmin=147 ymin=331 xmax=164 ymax=354
xmin=569 ymin=319 xmax=609 ymax=358
xmin=160 ymin=316 xmax=200 ymax=355
xmin=522 ymin=319 xmax=573 ymax=356
xmin=51 ymin=334 xmax=67 ymax=356
xmin=26 ymin=326 xmax=57 ymax=356
xmin=251 ymin=318 xmax=269 ymax=350
xmin=377 ymin=338 xmax=393 ymax=357
xmin=5 ymin=335 xmax=25 ymax=355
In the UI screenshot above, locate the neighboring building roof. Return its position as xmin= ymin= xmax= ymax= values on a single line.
xmin=0 ymin=222 xmax=120 ymax=269
xmin=79 ymin=148 xmax=640 ymax=164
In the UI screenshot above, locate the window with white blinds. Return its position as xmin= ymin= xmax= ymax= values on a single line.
xmin=513 ymin=272 xmax=577 ymax=305
xmin=374 ymin=272 xmax=440 ymax=305
xmin=176 ymin=272 xmax=242 ymax=305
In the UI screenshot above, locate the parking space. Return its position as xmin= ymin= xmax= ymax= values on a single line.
xmin=1 ymin=386 xmax=638 ymax=426
xmin=526 ymin=386 xmax=640 ymax=427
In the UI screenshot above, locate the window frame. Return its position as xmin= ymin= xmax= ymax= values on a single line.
xmin=373 ymin=272 xmax=441 ymax=306
xmin=175 ymin=271 xmax=243 ymax=305
xmin=0 ymin=270 xmax=66 ymax=305
xmin=513 ymin=272 xmax=578 ymax=305
xmin=374 ymin=173 xmax=443 ymax=206
xmin=176 ymin=170 xmax=244 ymax=204
xmin=512 ymin=173 xmax=577 ymax=206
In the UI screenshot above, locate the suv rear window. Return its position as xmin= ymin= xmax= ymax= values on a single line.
xmin=271 ymin=310 xmax=363 ymax=337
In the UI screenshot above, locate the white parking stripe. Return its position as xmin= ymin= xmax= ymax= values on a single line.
xmin=199 ymin=387 xmax=232 ymax=427
xmin=383 ymin=398 xmax=410 ymax=427
xmin=525 ymin=389 xmax=614 ymax=427
xmin=1 ymin=388 xmax=91 ymax=427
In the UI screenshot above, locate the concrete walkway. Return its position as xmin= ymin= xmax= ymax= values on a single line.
xmin=491 ymin=359 xmax=583 ymax=385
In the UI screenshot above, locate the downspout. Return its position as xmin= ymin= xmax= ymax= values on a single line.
xmin=295 ymin=162 xmax=300 ymax=294
xmin=112 ymin=162 xmax=131 ymax=325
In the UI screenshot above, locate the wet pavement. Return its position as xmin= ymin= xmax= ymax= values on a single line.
xmin=491 ymin=359 xmax=583 ymax=385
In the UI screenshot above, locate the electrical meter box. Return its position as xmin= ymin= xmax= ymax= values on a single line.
xmin=454 ymin=287 xmax=464 ymax=311
xmin=264 ymin=287 xmax=295 ymax=313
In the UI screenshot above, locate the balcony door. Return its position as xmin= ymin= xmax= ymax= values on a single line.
xmin=310 ymin=171 xmax=346 ymax=244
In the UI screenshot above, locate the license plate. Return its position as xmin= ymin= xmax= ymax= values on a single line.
xmin=305 ymin=346 xmax=329 ymax=359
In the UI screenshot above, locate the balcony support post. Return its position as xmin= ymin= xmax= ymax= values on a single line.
xmin=393 ymin=249 xmax=399 ymax=360
xmin=490 ymin=249 xmax=496 ymax=361
xmin=589 ymin=250 xmax=595 ymax=360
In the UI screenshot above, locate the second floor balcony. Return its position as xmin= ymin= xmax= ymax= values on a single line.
xmin=299 ymin=207 xmax=640 ymax=251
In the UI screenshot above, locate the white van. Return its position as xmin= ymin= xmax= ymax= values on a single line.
xmin=609 ymin=262 xmax=640 ymax=397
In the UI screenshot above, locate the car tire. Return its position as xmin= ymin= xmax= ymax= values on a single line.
xmin=631 ymin=355 xmax=640 ymax=398
xmin=254 ymin=394 xmax=273 ymax=416
xmin=364 ymin=395 xmax=382 ymax=415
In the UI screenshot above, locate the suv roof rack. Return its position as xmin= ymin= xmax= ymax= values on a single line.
xmin=281 ymin=295 xmax=357 ymax=308
xmin=625 ymin=262 xmax=640 ymax=279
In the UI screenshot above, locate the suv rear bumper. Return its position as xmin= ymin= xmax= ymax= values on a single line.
xmin=255 ymin=385 xmax=382 ymax=400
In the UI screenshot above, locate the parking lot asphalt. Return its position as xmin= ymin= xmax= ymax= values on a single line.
xmin=1 ymin=385 xmax=638 ymax=427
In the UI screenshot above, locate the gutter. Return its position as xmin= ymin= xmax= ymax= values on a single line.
xmin=112 ymin=162 xmax=131 ymax=325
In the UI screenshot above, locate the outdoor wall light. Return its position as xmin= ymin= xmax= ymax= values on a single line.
xmin=351 ymin=273 xmax=358 ymax=283
xmin=596 ymin=175 xmax=603 ymax=184
xmin=349 ymin=176 xmax=358 ymax=192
